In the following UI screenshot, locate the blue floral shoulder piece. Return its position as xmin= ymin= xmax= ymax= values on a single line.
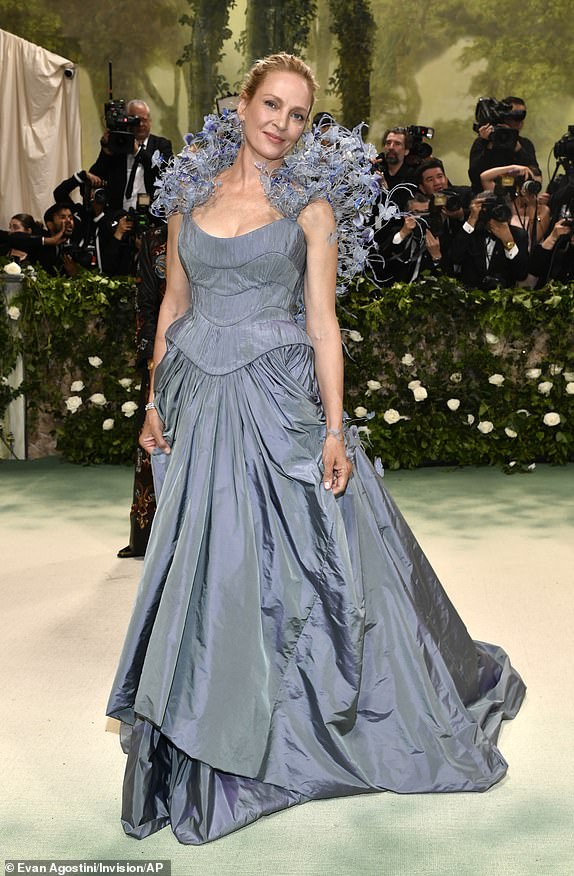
xmin=152 ymin=110 xmax=383 ymax=294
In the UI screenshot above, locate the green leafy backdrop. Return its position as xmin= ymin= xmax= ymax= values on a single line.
xmin=2 ymin=264 xmax=573 ymax=469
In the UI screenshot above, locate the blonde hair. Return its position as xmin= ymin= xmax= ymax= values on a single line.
xmin=240 ymin=53 xmax=318 ymax=110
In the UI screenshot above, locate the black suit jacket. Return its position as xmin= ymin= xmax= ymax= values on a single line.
xmin=89 ymin=133 xmax=173 ymax=211
xmin=450 ymin=224 xmax=529 ymax=289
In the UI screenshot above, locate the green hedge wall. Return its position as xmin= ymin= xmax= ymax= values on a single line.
xmin=2 ymin=263 xmax=573 ymax=469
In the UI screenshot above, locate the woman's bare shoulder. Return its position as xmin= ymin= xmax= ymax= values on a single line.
xmin=297 ymin=199 xmax=336 ymax=237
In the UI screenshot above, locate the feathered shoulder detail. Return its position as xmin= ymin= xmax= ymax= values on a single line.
xmin=151 ymin=110 xmax=382 ymax=294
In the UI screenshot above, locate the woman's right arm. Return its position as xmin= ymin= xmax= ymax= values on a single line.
xmin=139 ymin=213 xmax=191 ymax=454
xmin=479 ymin=164 xmax=533 ymax=191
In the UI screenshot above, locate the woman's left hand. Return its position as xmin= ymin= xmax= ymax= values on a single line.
xmin=322 ymin=434 xmax=353 ymax=496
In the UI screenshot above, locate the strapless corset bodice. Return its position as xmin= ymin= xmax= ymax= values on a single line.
xmin=165 ymin=215 xmax=311 ymax=375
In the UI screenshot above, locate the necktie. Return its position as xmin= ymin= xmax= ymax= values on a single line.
xmin=125 ymin=147 xmax=143 ymax=200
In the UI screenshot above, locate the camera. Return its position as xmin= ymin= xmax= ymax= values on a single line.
xmin=517 ymin=177 xmax=542 ymax=197
xmin=405 ymin=124 xmax=434 ymax=166
xmin=559 ymin=203 xmax=574 ymax=227
xmin=371 ymin=152 xmax=387 ymax=174
xmin=473 ymin=97 xmax=519 ymax=149
xmin=62 ymin=241 xmax=96 ymax=269
xmin=430 ymin=188 xmax=462 ymax=213
xmin=553 ymin=126 xmax=574 ymax=162
xmin=112 ymin=194 xmax=152 ymax=240
xmin=478 ymin=191 xmax=513 ymax=224
xmin=481 ymin=274 xmax=506 ymax=291
xmin=104 ymin=99 xmax=140 ymax=155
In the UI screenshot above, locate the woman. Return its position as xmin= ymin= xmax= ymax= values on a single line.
xmin=107 ymin=54 xmax=525 ymax=845
xmin=7 ymin=213 xmax=37 ymax=263
xmin=479 ymin=164 xmax=551 ymax=250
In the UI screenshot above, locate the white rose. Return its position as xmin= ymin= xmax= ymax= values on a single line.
xmin=88 ymin=356 xmax=103 ymax=368
xmin=525 ymin=368 xmax=541 ymax=379
xmin=563 ymin=371 xmax=574 ymax=382
xmin=383 ymin=408 xmax=401 ymax=424
xmin=508 ymin=461 xmax=517 ymax=468
xmin=102 ymin=418 xmax=115 ymax=431
xmin=367 ymin=380 xmax=382 ymax=391
xmin=119 ymin=378 xmax=133 ymax=389
xmin=543 ymin=412 xmax=561 ymax=427
xmin=485 ymin=332 xmax=499 ymax=344
xmin=477 ymin=420 xmax=494 ymax=434
xmin=89 ymin=393 xmax=107 ymax=406
xmin=70 ymin=380 xmax=84 ymax=392
xmin=565 ymin=382 xmax=574 ymax=395
xmin=549 ymin=364 xmax=563 ymax=376
xmin=488 ymin=373 xmax=505 ymax=386
xmin=7 ymin=305 xmax=21 ymax=320
xmin=407 ymin=380 xmax=421 ymax=390
xmin=505 ymin=427 xmax=517 ymax=438
xmin=348 ymin=330 xmax=363 ymax=342
xmin=450 ymin=372 xmax=462 ymax=383
xmin=537 ymin=381 xmax=553 ymax=395
xmin=3 ymin=261 xmax=22 ymax=275
xmin=401 ymin=353 xmax=415 ymax=366
xmin=446 ymin=398 xmax=460 ymax=411
xmin=65 ymin=396 xmax=83 ymax=413
xmin=134 ymin=384 xmax=141 ymax=391
xmin=122 ymin=400 xmax=139 ymax=418
xmin=467 ymin=414 xmax=475 ymax=425
xmin=527 ymin=463 xmax=536 ymax=471
xmin=412 ymin=386 xmax=428 ymax=402
xmin=357 ymin=425 xmax=371 ymax=436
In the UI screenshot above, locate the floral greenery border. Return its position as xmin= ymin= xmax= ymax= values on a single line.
xmin=2 ymin=262 xmax=574 ymax=468
xmin=341 ymin=272 xmax=574 ymax=471
xmin=1 ymin=261 xmax=139 ymax=464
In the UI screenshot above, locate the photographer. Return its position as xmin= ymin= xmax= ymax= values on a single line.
xmin=90 ymin=99 xmax=173 ymax=213
xmin=36 ymin=203 xmax=86 ymax=276
xmin=528 ymin=215 xmax=574 ymax=286
xmin=468 ymin=97 xmax=539 ymax=193
xmin=53 ymin=170 xmax=115 ymax=272
xmin=372 ymin=127 xmax=417 ymax=210
xmin=547 ymin=127 xmax=574 ymax=221
xmin=450 ymin=190 xmax=529 ymax=289
xmin=373 ymin=194 xmax=446 ymax=284
xmin=417 ymin=158 xmax=471 ymax=218
xmin=479 ymin=164 xmax=551 ymax=251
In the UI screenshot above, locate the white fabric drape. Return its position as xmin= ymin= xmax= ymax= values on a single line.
xmin=0 ymin=29 xmax=81 ymax=230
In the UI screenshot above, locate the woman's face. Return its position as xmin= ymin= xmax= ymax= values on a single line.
xmin=238 ymin=70 xmax=312 ymax=166
xmin=9 ymin=217 xmax=31 ymax=233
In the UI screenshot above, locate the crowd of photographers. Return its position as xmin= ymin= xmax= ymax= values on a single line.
xmin=0 ymin=99 xmax=172 ymax=279
xmin=3 ymin=94 xmax=574 ymax=289
xmin=367 ymin=96 xmax=574 ymax=289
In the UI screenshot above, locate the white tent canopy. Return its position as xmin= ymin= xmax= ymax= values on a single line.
xmin=0 ymin=29 xmax=81 ymax=229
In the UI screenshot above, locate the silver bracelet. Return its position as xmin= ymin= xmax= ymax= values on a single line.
xmin=326 ymin=427 xmax=344 ymax=440
xmin=144 ymin=401 xmax=156 ymax=411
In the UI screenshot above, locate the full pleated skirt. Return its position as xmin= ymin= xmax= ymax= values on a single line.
xmin=107 ymin=340 xmax=525 ymax=844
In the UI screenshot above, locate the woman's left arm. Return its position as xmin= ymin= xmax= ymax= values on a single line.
xmin=299 ymin=200 xmax=352 ymax=496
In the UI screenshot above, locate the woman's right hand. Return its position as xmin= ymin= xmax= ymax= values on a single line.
xmin=139 ymin=408 xmax=170 ymax=454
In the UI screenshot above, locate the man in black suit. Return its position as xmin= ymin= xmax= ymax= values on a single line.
xmin=89 ymin=100 xmax=173 ymax=213
xmin=468 ymin=97 xmax=539 ymax=194
xmin=450 ymin=193 xmax=529 ymax=289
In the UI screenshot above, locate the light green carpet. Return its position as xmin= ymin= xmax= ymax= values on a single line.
xmin=1 ymin=459 xmax=573 ymax=875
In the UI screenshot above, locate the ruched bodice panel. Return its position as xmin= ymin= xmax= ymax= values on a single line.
xmin=165 ymin=216 xmax=311 ymax=375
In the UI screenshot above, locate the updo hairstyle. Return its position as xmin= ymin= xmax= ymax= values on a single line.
xmin=240 ymin=53 xmax=319 ymax=111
